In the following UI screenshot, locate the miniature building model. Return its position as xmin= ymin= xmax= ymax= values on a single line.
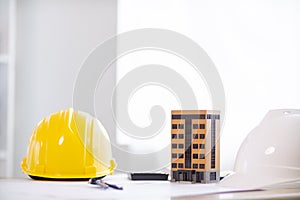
xmin=171 ymin=110 xmax=220 ymax=183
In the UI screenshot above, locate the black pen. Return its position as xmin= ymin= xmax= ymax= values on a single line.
xmin=89 ymin=178 xmax=123 ymax=190
xmin=103 ymin=182 xmax=123 ymax=190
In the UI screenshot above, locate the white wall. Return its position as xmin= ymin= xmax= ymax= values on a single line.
xmin=117 ymin=0 xmax=300 ymax=171
xmin=11 ymin=0 xmax=300 ymax=177
xmin=14 ymin=0 xmax=117 ymax=177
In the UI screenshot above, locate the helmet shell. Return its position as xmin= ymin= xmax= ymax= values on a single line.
xmin=21 ymin=108 xmax=116 ymax=179
xmin=219 ymin=109 xmax=300 ymax=188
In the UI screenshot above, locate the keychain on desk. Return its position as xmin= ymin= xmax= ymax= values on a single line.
xmin=89 ymin=178 xmax=123 ymax=190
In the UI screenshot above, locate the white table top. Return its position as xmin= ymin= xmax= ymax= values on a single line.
xmin=0 ymin=173 xmax=299 ymax=200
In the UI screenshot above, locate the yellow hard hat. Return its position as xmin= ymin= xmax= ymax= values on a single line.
xmin=21 ymin=108 xmax=116 ymax=180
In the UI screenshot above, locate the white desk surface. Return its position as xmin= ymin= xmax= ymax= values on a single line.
xmin=0 ymin=173 xmax=299 ymax=200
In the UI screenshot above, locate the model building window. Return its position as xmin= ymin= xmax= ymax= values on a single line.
xmin=172 ymin=163 xmax=177 ymax=168
xmin=179 ymin=134 xmax=184 ymax=139
xmin=199 ymin=164 xmax=205 ymax=169
xmin=216 ymin=115 xmax=220 ymax=120
xmin=178 ymin=124 xmax=184 ymax=129
xmin=193 ymin=154 xmax=198 ymax=159
xmin=207 ymin=114 xmax=211 ymax=119
xmin=178 ymin=144 xmax=184 ymax=149
xmin=199 ymin=134 xmax=205 ymax=139
xmin=192 ymin=144 xmax=198 ymax=149
xmin=193 ymin=164 xmax=198 ymax=169
xmin=200 ymin=114 xmax=206 ymax=119
xmin=172 ymin=124 xmax=178 ymax=129
xmin=172 ymin=144 xmax=177 ymax=148
xmin=192 ymin=124 xmax=198 ymax=129
xmin=199 ymin=144 xmax=205 ymax=149
xmin=178 ymin=153 xmax=184 ymax=158
xmin=200 ymin=154 xmax=205 ymax=159
xmin=199 ymin=124 xmax=205 ymax=129
xmin=193 ymin=134 xmax=198 ymax=139
xmin=172 ymin=134 xmax=177 ymax=139
xmin=172 ymin=153 xmax=177 ymax=158
xmin=210 ymin=172 xmax=216 ymax=181
xmin=178 ymin=163 xmax=184 ymax=168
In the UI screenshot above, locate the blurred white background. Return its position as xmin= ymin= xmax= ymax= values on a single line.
xmin=117 ymin=0 xmax=300 ymax=172
xmin=0 ymin=0 xmax=299 ymax=177
xmin=0 ymin=0 xmax=117 ymax=177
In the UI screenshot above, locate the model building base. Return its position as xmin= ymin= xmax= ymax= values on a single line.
xmin=171 ymin=170 xmax=220 ymax=183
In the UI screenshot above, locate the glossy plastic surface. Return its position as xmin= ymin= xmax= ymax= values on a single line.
xmin=219 ymin=109 xmax=300 ymax=188
xmin=21 ymin=108 xmax=116 ymax=179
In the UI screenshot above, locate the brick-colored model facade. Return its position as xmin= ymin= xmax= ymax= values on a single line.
xmin=171 ymin=110 xmax=220 ymax=183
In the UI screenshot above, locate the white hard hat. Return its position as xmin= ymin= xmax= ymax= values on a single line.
xmin=219 ymin=109 xmax=300 ymax=188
